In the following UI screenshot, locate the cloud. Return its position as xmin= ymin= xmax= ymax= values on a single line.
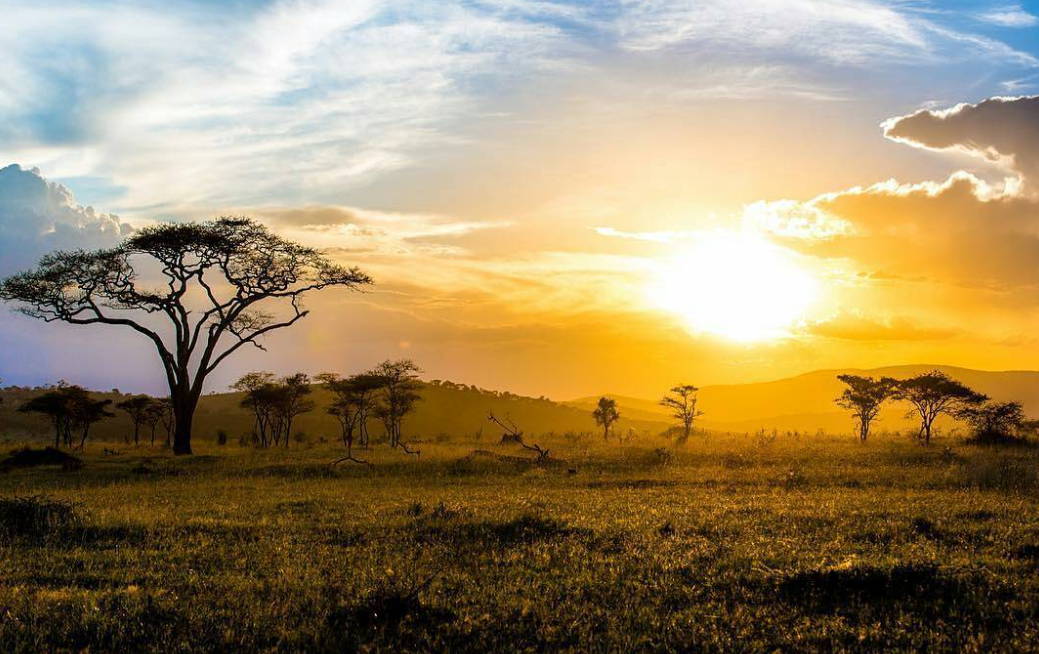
xmin=2 ymin=0 xmax=1038 ymax=219
xmin=977 ymin=5 xmax=1039 ymax=28
xmin=613 ymin=0 xmax=1037 ymax=66
xmin=805 ymin=310 xmax=954 ymax=342
xmin=763 ymin=171 xmax=1039 ymax=289
xmin=882 ymin=95 xmax=1039 ymax=192
xmin=593 ymin=226 xmax=689 ymax=243
xmin=0 ymin=0 xmax=577 ymax=213
xmin=736 ymin=96 xmax=1039 ymax=349
xmin=0 ymin=164 xmax=131 ymax=273
xmin=255 ymin=205 xmax=510 ymax=259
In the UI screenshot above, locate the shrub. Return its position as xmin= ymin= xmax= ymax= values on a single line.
xmin=959 ymin=458 xmax=1039 ymax=492
xmin=216 ymin=429 xmax=228 ymax=446
xmin=0 ymin=495 xmax=79 ymax=538
xmin=0 ymin=447 xmax=82 ymax=471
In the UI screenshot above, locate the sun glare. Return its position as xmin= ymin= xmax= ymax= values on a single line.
xmin=648 ymin=230 xmax=818 ymax=342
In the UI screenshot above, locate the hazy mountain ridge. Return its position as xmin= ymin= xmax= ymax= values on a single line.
xmin=4 ymin=365 xmax=1038 ymax=443
xmin=570 ymin=365 xmax=1039 ymax=434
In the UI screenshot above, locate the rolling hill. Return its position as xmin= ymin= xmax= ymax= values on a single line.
xmin=0 ymin=379 xmax=669 ymax=446
xmin=569 ymin=365 xmax=1039 ymax=435
xmin=4 ymin=365 xmax=1038 ymax=445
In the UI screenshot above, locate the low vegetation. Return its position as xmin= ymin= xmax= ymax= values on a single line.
xmin=0 ymin=434 xmax=1038 ymax=652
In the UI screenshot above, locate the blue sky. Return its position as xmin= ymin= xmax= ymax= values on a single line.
xmin=3 ymin=0 xmax=1038 ymax=217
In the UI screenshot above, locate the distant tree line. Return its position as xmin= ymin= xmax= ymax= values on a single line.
xmin=837 ymin=370 xmax=1033 ymax=444
xmin=233 ymin=359 xmax=423 ymax=461
xmin=6 ymin=366 xmax=1036 ymax=451
xmin=15 ymin=383 xmax=174 ymax=450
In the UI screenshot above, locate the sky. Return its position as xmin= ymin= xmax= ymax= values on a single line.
xmin=3 ymin=0 xmax=1039 ymax=400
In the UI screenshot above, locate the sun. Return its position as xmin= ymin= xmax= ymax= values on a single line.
xmin=647 ymin=229 xmax=818 ymax=342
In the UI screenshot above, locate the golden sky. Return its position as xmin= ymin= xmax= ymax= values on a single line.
xmin=3 ymin=1 xmax=1039 ymax=399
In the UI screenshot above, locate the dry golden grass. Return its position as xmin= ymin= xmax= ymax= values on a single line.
xmin=1 ymin=433 xmax=1038 ymax=652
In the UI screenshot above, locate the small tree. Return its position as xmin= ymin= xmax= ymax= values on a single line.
xmin=320 ymin=372 xmax=372 ymax=464
xmin=142 ymin=398 xmax=167 ymax=447
xmin=272 ymin=373 xmax=314 ymax=448
xmin=893 ymin=371 xmax=987 ymax=445
xmin=836 ymin=374 xmax=897 ymax=442
xmin=0 ymin=217 xmax=371 ymax=455
xmin=156 ymin=398 xmax=175 ymax=447
xmin=233 ymin=372 xmax=278 ymax=447
xmin=117 ymin=396 xmax=155 ymax=447
xmin=957 ymin=401 xmax=1026 ymax=443
xmin=71 ymin=396 xmax=114 ymax=448
xmin=372 ymin=359 xmax=422 ymax=454
xmin=18 ymin=384 xmax=78 ymax=448
xmin=660 ymin=384 xmax=703 ymax=445
xmin=592 ymin=396 xmax=620 ymax=442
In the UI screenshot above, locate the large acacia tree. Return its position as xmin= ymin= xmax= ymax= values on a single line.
xmin=0 ymin=217 xmax=371 ymax=455
xmin=893 ymin=370 xmax=987 ymax=445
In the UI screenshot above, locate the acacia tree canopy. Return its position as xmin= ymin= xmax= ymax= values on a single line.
xmin=660 ymin=384 xmax=703 ymax=445
xmin=893 ymin=370 xmax=987 ymax=444
xmin=836 ymin=374 xmax=897 ymax=442
xmin=0 ymin=217 xmax=371 ymax=455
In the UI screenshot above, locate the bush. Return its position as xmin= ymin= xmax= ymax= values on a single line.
xmin=0 ymin=447 xmax=82 ymax=471
xmin=216 ymin=429 xmax=228 ymax=446
xmin=959 ymin=458 xmax=1039 ymax=492
xmin=0 ymin=495 xmax=79 ymax=538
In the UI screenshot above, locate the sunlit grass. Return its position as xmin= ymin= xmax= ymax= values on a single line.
xmin=1 ymin=434 xmax=1038 ymax=652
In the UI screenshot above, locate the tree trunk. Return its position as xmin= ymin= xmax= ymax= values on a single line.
xmin=172 ymin=398 xmax=196 ymax=455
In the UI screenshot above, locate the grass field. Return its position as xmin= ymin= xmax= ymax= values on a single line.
xmin=2 ymin=433 xmax=1039 ymax=653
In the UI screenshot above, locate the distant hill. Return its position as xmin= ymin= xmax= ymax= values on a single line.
xmin=570 ymin=365 xmax=1039 ymax=435
xmin=5 ymin=365 xmax=1037 ymax=445
xmin=0 ymin=379 xmax=669 ymax=445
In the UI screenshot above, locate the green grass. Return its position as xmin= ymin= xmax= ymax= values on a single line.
xmin=1 ymin=434 xmax=1038 ymax=652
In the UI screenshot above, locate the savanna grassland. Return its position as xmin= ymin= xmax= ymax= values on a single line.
xmin=2 ymin=434 xmax=1039 ymax=653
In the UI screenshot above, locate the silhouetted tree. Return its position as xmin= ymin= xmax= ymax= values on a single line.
xmin=233 ymin=371 xmax=277 ymax=447
xmin=143 ymin=398 xmax=168 ymax=446
xmin=156 ymin=398 xmax=175 ymax=447
xmin=592 ymin=396 xmax=620 ymax=442
xmin=893 ymin=371 xmax=987 ymax=445
xmin=836 ymin=374 xmax=897 ymax=442
xmin=372 ymin=359 xmax=422 ymax=454
xmin=117 ymin=396 xmax=154 ymax=447
xmin=71 ymin=396 xmax=114 ymax=448
xmin=957 ymin=400 xmax=1026 ymax=443
xmin=18 ymin=384 xmax=78 ymax=448
xmin=660 ymin=384 xmax=703 ymax=445
xmin=320 ymin=372 xmax=379 ymax=464
xmin=0 ymin=217 xmax=371 ymax=455
xmin=272 ymin=373 xmax=314 ymax=448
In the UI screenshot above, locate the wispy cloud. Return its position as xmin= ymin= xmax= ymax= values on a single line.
xmin=612 ymin=0 xmax=1037 ymax=66
xmin=2 ymin=0 xmax=1037 ymax=219
xmin=977 ymin=5 xmax=1039 ymax=28
xmin=0 ymin=0 xmax=577 ymax=213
